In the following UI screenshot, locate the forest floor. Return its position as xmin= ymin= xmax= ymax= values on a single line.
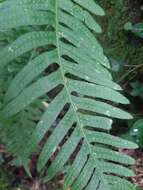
xmin=131 ymin=150 xmax=143 ymax=189
xmin=0 ymin=0 xmax=143 ymax=189
xmin=97 ymin=0 xmax=143 ymax=71
xmin=97 ymin=0 xmax=143 ymax=189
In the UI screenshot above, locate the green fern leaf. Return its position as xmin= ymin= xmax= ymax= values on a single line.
xmin=0 ymin=0 xmax=138 ymax=190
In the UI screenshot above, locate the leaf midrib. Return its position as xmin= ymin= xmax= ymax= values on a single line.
xmin=55 ymin=1 xmax=108 ymax=188
xmin=55 ymin=0 xmax=93 ymax=158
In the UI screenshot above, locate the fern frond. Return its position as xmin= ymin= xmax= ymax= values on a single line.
xmin=0 ymin=0 xmax=137 ymax=189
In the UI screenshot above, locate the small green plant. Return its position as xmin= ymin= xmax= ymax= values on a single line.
xmin=121 ymin=82 xmax=143 ymax=148
xmin=122 ymin=120 xmax=143 ymax=148
xmin=124 ymin=22 xmax=143 ymax=39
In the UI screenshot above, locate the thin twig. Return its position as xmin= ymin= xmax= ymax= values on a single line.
xmin=117 ymin=64 xmax=143 ymax=83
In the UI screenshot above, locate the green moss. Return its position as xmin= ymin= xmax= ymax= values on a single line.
xmin=0 ymin=168 xmax=11 ymax=190
xmin=97 ymin=0 xmax=143 ymax=80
